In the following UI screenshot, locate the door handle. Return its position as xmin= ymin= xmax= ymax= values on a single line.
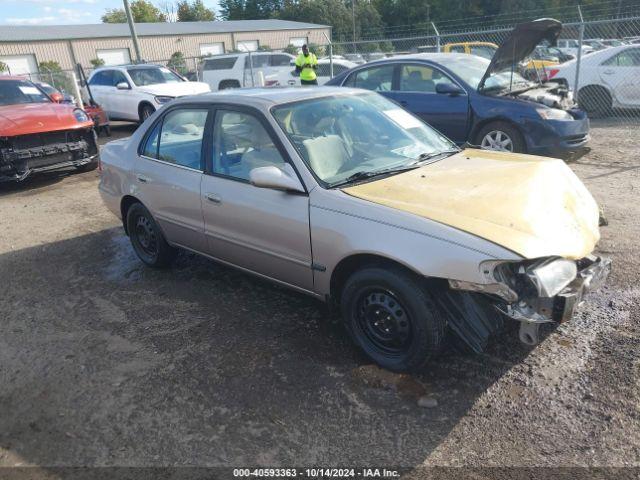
xmin=137 ymin=174 xmax=150 ymax=183
xmin=603 ymin=69 xmax=615 ymax=75
xmin=205 ymin=193 xmax=222 ymax=204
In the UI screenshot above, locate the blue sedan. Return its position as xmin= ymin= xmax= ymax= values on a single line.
xmin=326 ymin=53 xmax=590 ymax=160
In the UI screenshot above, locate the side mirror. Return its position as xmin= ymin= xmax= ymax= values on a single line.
xmin=49 ymin=92 xmax=64 ymax=103
xmin=116 ymin=82 xmax=130 ymax=90
xmin=249 ymin=164 xmax=305 ymax=193
xmin=436 ymin=82 xmax=464 ymax=96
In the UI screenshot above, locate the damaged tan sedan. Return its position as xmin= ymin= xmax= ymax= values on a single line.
xmin=99 ymin=87 xmax=610 ymax=372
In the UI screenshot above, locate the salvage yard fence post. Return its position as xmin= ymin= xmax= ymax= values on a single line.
xmin=574 ymin=5 xmax=585 ymax=104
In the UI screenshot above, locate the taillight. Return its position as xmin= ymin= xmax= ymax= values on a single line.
xmin=547 ymin=68 xmax=560 ymax=79
xmin=265 ymin=79 xmax=279 ymax=87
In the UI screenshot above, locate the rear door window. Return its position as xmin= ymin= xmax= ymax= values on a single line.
xmin=140 ymin=108 xmax=209 ymax=170
xmin=344 ymin=65 xmax=395 ymax=91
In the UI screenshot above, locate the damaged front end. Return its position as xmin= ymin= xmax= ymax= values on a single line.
xmin=443 ymin=255 xmax=611 ymax=351
xmin=0 ymin=127 xmax=99 ymax=182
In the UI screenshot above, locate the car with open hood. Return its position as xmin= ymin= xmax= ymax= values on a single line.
xmin=0 ymin=76 xmax=99 ymax=183
xmin=327 ymin=19 xmax=590 ymax=161
xmin=88 ymin=64 xmax=210 ymax=123
xmin=98 ymin=87 xmax=609 ymax=373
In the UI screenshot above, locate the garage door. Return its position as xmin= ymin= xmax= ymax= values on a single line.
xmin=200 ymin=43 xmax=224 ymax=56
xmin=0 ymin=54 xmax=38 ymax=76
xmin=96 ymin=48 xmax=131 ymax=66
xmin=237 ymin=40 xmax=258 ymax=52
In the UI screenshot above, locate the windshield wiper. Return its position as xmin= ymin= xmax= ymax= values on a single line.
xmin=331 ymin=164 xmax=420 ymax=188
xmin=412 ymin=149 xmax=459 ymax=163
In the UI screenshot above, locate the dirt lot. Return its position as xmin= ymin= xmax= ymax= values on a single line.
xmin=0 ymin=120 xmax=639 ymax=475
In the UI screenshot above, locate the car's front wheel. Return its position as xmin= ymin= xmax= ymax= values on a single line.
xmin=340 ymin=267 xmax=446 ymax=372
xmin=578 ymin=85 xmax=612 ymax=118
xmin=126 ymin=202 xmax=176 ymax=268
xmin=476 ymin=121 xmax=526 ymax=153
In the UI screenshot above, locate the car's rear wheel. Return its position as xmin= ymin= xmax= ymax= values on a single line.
xmin=126 ymin=202 xmax=176 ymax=268
xmin=476 ymin=121 xmax=526 ymax=154
xmin=578 ymin=85 xmax=612 ymax=118
xmin=340 ymin=267 xmax=445 ymax=372
xmin=219 ymin=80 xmax=240 ymax=90
xmin=139 ymin=103 xmax=156 ymax=122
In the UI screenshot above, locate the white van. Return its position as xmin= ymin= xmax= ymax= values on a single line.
xmin=199 ymin=52 xmax=296 ymax=90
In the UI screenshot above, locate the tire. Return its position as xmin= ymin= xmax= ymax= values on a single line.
xmin=578 ymin=85 xmax=612 ymax=118
xmin=340 ymin=267 xmax=446 ymax=372
xmin=218 ymin=80 xmax=241 ymax=90
xmin=139 ymin=103 xmax=156 ymax=123
xmin=104 ymin=125 xmax=112 ymax=137
xmin=475 ymin=121 xmax=526 ymax=154
xmin=76 ymin=157 xmax=99 ymax=173
xmin=126 ymin=202 xmax=177 ymax=268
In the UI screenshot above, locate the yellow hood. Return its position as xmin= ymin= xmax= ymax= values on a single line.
xmin=343 ymin=149 xmax=600 ymax=260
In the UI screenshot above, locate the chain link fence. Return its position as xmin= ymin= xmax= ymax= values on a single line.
xmin=7 ymin=13 xmax=639 ymax=126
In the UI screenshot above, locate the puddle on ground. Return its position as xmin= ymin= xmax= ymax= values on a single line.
xmin=103 ymin=234 xmax=144 ymax=282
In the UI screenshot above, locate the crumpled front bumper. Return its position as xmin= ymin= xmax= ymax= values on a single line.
xmin=498 ymin=255 xmax=611 ymax=344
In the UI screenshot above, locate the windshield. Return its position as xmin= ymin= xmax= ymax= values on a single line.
xmin=437 ymin=55 xmax=534 ymax=92
xmin=271 ymin=93 xmax=457 ymax=187
xmin=127 ymin=67 xmax=183 ymax=86
xmin=0 ymin=80 xmax=50 ymax=106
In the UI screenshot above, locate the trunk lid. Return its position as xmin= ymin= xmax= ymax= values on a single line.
xmin=342 ymin=149 xmax=600 ymax=260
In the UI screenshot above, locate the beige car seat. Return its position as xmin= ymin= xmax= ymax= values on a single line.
xmin=302 ymin=135 xmax=350 ymax=181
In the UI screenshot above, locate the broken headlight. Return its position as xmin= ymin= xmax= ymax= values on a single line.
xmin=536 ymin=107 xmax=573 ymax=121
xmin=526 ymin=258 xmax=577 ymax=297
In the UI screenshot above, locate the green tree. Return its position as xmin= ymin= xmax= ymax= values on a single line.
xmin=177 ymin=0 xmax=215 ymax=21
xmin=102 ymin=0 xmax=167 ymax=23
xmin=167 ymin=51 xmax=188 ymax=74
xmin=219 ymin=0 xmax=281 ymax=19
xmin=278 ymin=0 xmax=352 ymax=40
xmin=38 ymin=61 xmax=75 ymax=95
xmin=90 ymin=58 xmax=105 ymax=68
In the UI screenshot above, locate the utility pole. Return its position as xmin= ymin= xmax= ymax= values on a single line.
xmin=352 ymin=0 xmax=356 ymax=53
xmin=123 ymin=0 xmax=143 ymax=63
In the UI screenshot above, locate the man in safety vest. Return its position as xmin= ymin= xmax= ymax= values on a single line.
xmin=295 ymin=44 xmax=319 ymax=85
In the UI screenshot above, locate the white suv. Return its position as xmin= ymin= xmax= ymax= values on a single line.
xmin=199 ymin=52 xmax=296 ymax=90
xmin=87 ymin=64 xmax=210 ymax=122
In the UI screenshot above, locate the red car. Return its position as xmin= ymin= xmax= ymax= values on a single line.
xmin=0 ymin=76 xmax=99 ymax=183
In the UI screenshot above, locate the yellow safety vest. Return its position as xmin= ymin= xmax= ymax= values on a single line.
xmin=295 ymin=52 xmax=318 ymax=81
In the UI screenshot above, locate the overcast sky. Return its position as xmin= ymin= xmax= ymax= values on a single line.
xmin=1 ymin=0 xmax=220 ymax=25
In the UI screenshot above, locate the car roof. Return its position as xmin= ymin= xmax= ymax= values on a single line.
xmin=173 ymin=86 xmax=366 ymax=108
xmin=0 ymin=75 xmax=33 ymax=81
xmin=366 ymin=52 xmax=473 ymax=64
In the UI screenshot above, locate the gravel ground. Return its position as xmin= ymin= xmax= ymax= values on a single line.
xmin=0 ymin=120 xmax=638 ymax=474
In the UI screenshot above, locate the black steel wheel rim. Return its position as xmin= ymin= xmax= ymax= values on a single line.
xmin=134 ymin=215 xmax=158 ymax=259
xmin=354 ymin=289 xmax=412 ymax=356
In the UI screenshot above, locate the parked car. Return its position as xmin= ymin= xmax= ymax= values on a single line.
xmin=535 ymin=45 xmax=575 ymax=63
xmin=328 ymin=19 xmax=590 ymax=160
xmin=88 ymin=64 xmax=210 ymax=122
xmin=33 ymin=81 xmax=75 ymax=104
xmin=442 ymin=42 xmax=498 ymax=60
xmin=601 ymin=39 xmax=627 ymax=47
xmin=549 ymin=44 xmax=640 ymax=116
xmin=584 ymin=39 xmax=609 ymax=51
xmin=556 ymin=39 xmax=594 ymax=57
xmin=276 ymin=58 xmax=357 ymax=86
xmin=343 ymin=54 xmax=366 ymax=65
xmin=99 ymin=86 xmax=610 ymax=372
xmin=199 ymin=52 xmax=296 ymax=91
xmin=0 ymin=76 xmax=98 ymax=182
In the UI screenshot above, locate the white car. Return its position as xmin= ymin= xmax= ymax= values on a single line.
xmin=87 ymin=64 xmax=210 ymax=122
xmin=275 ymin=58 xmax=357 ymax=86
xmin=556 ymin=39 xmax=594 ymax=57
xmin=549 ymin=44 xmax=640 ymax=115
xmin=199 ymin=52 xmax=296 ymax=91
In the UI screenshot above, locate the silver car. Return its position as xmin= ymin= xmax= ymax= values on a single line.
xmin=99 ymin=87 xmax=610 ymax=372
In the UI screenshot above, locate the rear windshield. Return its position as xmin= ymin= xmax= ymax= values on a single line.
xmin=0 ymin=80 xmax=50 ymax=106
xmin=203 ymin=57 xmax=238 ymax=71
xmin=127 ymin=67 xmax=183 ymax=86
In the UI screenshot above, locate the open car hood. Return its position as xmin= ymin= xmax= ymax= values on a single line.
xmin=478 ymin=18 xmax=563 ymax=91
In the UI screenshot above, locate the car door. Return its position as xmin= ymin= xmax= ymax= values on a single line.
xmin=110 ymin=69 xmax=134 ymax=120
xmin=200 ymin=106 xmax=314 ymax=291
xmin=598 ymin=47 xmax=640 ymax=107
xmin=88 ymin=70 xmax=113 ymax=116
xmin=385 ymin=63 xmax=470 ymax=144
xmin=135 ymin=106 xmax=210 ymax=253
